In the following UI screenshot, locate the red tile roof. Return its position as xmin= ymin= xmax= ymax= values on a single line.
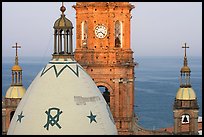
xmin=159 ymin=122 xmax=202 ymax=133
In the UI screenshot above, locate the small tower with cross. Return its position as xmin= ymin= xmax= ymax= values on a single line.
xmin=2 ymin=43 xmax=26 ymax=135
xmin=173 ymin=43 xmax=199 ymax=135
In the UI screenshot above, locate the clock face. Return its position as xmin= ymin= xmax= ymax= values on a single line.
xmin=95 ymin=25 xmax=107 ymax=39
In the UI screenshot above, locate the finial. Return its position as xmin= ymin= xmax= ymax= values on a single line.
xmin=182 ymin=43 xmax=189 ymax=66
xmin=60 ymin=2 xmax=66 ymax=14
xmin=182 ymin=43 xmax=189 ymax=57
xmin=12 ymin=43 xmax=21 ymax=65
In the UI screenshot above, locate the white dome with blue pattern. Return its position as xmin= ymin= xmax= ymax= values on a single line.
xmin=7 ymin=58 xmax=117 ymax=135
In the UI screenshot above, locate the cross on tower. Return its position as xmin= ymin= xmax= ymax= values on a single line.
xmin=182 ymin=43 xmax=189 ymax=57
xmin=12 ymin=43 xmax=21 ymax=57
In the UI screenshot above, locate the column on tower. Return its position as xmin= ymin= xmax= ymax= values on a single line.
xmin=11 ymin=72 xmax=14 ymax=85
xmin=64 ymin=30 xmax=67 ymax=54
xmin=69 ymin=29 xmax=73 ymax=53
xmin=54 ymin=30 xmax=57 ymax=54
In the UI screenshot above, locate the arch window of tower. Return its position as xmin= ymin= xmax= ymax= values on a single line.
xmin=18 ymin=72 xmax=21 ymax=84
xmin=98 ymin=86 xmax=110 ymax=106
xmin=81 ymin=21 xmax=88 ymax=47
xmin=59 ymin=29 xmax=67 ymax=54
xmin=181 ymin=114 xmax=190 ymax=124
xmin=115 ymin=20 xmax=122 ymax=48
xmin=14 ymin=72 xmax=18 ymax=84
xmin=181 ymin=114 xmax=190 ymax=133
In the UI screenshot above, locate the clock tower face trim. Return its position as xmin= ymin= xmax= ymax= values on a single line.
xmin=94 ymin=24 xmax=108 ymax=39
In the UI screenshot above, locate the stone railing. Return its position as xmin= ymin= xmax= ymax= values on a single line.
xmin=174 ymin=100 xmax=199 ymax=109
xmin=2 ymin=98 xmax=21 ymax=108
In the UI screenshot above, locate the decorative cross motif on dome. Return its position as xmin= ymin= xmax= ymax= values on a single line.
xmin=44 ymin=107 xmax=63 ymax=130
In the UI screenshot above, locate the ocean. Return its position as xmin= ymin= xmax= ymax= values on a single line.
xmin=2 ymin=56 xmax=202 ymax=130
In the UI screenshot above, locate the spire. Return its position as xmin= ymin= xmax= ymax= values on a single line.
xmin=182 ymin=43 xmax=189 ymax=67
xmin=11 ymin=42 xmax=22 ymax=86
xmin=60 ymin=2 xmax=66 ymax=15
xmin=5 ymin=43 xmax=26 ymax=98
xmin=179 ymin=43 xmax=191 ymax=88
xmin=12 ymin=43 xmax=21 ymax=65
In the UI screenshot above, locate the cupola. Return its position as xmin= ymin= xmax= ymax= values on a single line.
xmin=5 ymin=43 xmax=26 ymax=98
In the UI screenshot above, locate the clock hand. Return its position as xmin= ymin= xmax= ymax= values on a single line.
xmin=99 ymin=32 xmax=105 ymax=35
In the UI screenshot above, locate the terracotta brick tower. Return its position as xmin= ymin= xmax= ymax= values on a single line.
xmin=73 ymin=2 xmax=136 ymax=134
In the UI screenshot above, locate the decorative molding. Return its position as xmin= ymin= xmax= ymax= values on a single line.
xmin=40 ymin=64 xmax=85 ymax=78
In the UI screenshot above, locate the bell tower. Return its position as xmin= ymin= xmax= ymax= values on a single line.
xmin=2 ymin=43 xmax=26 ymax=135
xmin=73 ymin=2 xmax=136 ymax=134
xmin=173 ymin=43 xmax=199 ymax=135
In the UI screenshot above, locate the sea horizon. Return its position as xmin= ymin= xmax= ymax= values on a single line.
xmin=2 ymin=56 xmax=202 ymax=130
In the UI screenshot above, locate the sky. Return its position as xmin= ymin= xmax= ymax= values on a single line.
xmin=2 ymin=2 xmax=202 ymax=58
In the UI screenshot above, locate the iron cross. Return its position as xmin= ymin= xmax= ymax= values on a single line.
xmin=12 ymin=43 xmax=21 ymax=57
xmin=182 ymin=43 xmax=189 ymax=57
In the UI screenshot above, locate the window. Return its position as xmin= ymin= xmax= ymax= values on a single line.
xmin=82 ymin=21 xmax=88 ymax=47
xmin=115 ymin=20 xmax=122 ymax=48
xmin=98 ymin=86 xmax=110 ymax=106
xmin=181 ymin=114 xmax=190 ymax=124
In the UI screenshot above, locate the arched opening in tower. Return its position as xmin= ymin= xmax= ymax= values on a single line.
xmin=181 ymin=114 xmax=190 ymax=133
xmin=10 ymin=111 xmax=15 ymax=122
xmin=98 ymin=86 xmax=110 ymax=106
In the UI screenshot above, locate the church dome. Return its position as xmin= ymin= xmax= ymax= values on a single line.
xmin=176 ymin=87 xmax=196 ymax=100
xmin=54 ymin=15 xmax=73 ymax=29
xmin=180 ymin=66 xmax=191 ymax=73
xmin=5 ymin=86 xmax=26 ymax=98
xmin=8 ymin=58 xmax=117 ymax=135
xmin=12 ymin=65 xmax=22 ymax=71
xmin=53 ymin=4 xmax=73 ymax=29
